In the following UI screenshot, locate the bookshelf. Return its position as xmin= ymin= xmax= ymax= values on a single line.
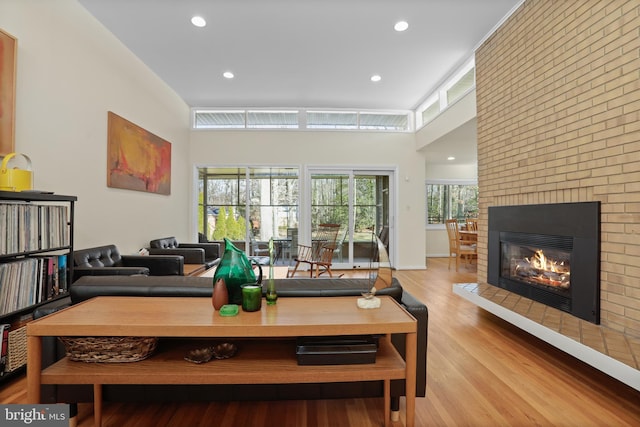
xmin=0 ymin=190 xmax=76 ymax=382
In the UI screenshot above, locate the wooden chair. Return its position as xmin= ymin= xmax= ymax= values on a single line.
xmin=466 ymin=218 xmax=478 ymax=231
xmin=445 ymin=219 xmax=476 ymax=271
xmin=287 ymin=223 xmax=341 ymax=277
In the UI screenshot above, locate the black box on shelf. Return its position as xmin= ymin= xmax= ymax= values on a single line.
xmin=296 ymin=335 xmax=379 ymax=365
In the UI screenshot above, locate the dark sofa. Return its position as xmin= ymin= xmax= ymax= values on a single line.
xmin=73 ymin=244 xmax=185 ymax=281
xmin=36 ymin=274 xmax=428 ymax=412
xmin=148 ymin=236 xmax=221 ymax=268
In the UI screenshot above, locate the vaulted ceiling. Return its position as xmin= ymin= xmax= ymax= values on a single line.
xmin=79 ymin=0 xmax=520 ymax=111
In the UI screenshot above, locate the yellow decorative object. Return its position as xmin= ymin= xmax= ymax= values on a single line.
xmin=0 ymin=152 xmax=32 ymax=192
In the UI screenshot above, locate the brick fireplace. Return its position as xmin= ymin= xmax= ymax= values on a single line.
xmin=487 ymin=202 xmax=600 ymax=324
xmin=475 ymin=0 xmax=640 ymax=340
xmin=468 ymin=0 xmax=640 ymax=389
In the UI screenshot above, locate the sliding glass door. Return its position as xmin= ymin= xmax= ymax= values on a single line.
xmin=198 ymin=167 xmax=299 ymax=261
xmin=308 ymin=169 xmax=393 ymax=269
xmin=198 ymin=166 xmax=393 ymax=269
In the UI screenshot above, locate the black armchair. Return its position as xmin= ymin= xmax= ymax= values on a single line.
xmin=73 ymin=244 xmax=184 ymax=281
xmin=148 ymin=236 xmax=220 ymax=268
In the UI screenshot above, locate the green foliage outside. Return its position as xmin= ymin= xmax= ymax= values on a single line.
xmin=426 ymin=184 xmax=478 ymax=224
xmin=212 ymin=207 xmax=227 ymax=240
xmin=225 ymin=207 xmax=246 ymax=239
xmin=198 ymin=192 xmax=205 ymax=238
xmin=212 ymin=207 xmax=246 ymax=241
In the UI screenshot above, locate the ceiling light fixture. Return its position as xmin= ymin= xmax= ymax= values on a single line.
xmin=370 ymin=75 xmax=382 ymax=82
xmin=191 ymin=16 xmax=206 ymax=27
xmin=223 ymin=71 xmax=234 ymax=79
xmin=447 ymin=156 xmax=455 ymax=161
xmin=394 ymin=21 xmax=409 ymax=32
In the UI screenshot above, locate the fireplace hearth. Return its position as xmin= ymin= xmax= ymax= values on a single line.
xmin=488 ymin=202 xmax=600 ymax=324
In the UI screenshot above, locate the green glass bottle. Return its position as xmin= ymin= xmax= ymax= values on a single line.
xmin=266 ymin=238 xmax=278 ymax=305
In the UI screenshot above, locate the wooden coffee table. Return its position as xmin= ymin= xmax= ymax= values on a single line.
xmin=183 ymin=263 xmax=208 ymax=276
xmin=27 ymin=296 xmax=417 ymax=427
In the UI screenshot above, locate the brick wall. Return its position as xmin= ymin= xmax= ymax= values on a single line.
xmin=475 ymin=0 xmax=640 ymax=336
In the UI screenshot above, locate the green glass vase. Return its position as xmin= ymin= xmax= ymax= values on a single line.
xmin=213 ymin=238 xmax=262 ymax=305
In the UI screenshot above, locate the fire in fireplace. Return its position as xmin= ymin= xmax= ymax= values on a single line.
xmin=488 ymin=202 xmax=600 ymax=324
xmin=505 ymin=246 xmax=570 ymax=290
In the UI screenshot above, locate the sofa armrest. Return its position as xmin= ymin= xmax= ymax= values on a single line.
xmin=121 ymin=255 xmax=184 ymax=276
xmin=391 ymin=291 xmax=428 ymax=398
xmin=179 ymin=243 xmax=221 ymax=262
xmin=73 ymin=266 xmax=149 ymax=281
xmin=147 ymin=247 xmax=205 ymax=264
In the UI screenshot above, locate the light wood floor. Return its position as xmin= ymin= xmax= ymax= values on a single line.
xmin=1 ymin=258 xmax=639 ymax=426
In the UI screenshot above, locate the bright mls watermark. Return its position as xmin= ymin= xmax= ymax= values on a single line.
xmin=0 ymin=405 xmax=68 ymax=426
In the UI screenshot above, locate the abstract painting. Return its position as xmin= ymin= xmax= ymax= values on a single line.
xmin=107 ymin=111 xmax=171 ymax=195
xmin=0 ymin=29 xmax=16 ymax=156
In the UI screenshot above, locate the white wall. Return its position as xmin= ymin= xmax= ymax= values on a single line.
xmin=0 ymin=0 xmax=191 ymax=254
xmin=423 ymin=162 xmax=478 ymax=257
xmin=417 ymin=90 xmax=478 ymax=258
xmin=0 ymin=0 xmax=429 ymax=267
xmin=415 ymin=90 xmax=477 ymax=151
xmin=190 ymin=130 xmax=427 ymax=270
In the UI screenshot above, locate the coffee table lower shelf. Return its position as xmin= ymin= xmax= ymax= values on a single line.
xmin=42 ymin=338 xmax=406 ymax=426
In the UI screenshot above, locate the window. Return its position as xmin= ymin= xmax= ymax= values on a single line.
xmin=446 ymin=66 xmax=475 ymax=105
xmin=420 ymin=98 xmax=440 ymax=125
xmin=193 ymin=109 xmax=412 ymax=132
xmin=193 ymin=110 xmax=298 ymax=129
xmin=194 ymin=111 xmax=245 ymax=129
xmin=426 ymin=182 xmax=478 ymax=225
xmin=246 ymin=111 xmax=298 ymax=129
xmin=198 ymin=167 xmax=299 ymax=244
xmin=416 ymin=58 xmax=475 ymax=130
xmin=359 ymin=112 xmax=409 ymax=131
xmin=307 ymin=111 xmax=358 ymax=129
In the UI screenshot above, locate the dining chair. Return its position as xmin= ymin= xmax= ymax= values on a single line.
xmin=333 ymin=227 xmax=347 ymax=262
xmin=466 ymin=218 xmax=478 ymax=231
xmin=250 ymin=235 xmax=270 ymax=257
xmin=445 ymin=219 xmax=476 ymax=271
xmin=282 ymin=227 xmax=298 ymax=262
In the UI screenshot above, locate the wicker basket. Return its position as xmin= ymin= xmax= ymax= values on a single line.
xmin=7 ymin=326 xmax=27 ymax=372
xmin=59 ymin=336 xmax=158 ymax=363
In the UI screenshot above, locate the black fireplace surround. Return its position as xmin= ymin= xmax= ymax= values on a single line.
xmin=488 ymin=202 xmax=600 ymax=324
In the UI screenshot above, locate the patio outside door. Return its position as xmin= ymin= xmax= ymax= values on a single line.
xmin=308 ymin=169 xmax=392 ymax=270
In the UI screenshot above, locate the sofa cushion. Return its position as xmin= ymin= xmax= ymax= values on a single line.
xmin=74 ymin=244 xmax=123 ymax=268
xmin=150 ymin=237 xmax=179 ymax=249
xmin=70 ymin=275 xmax=212 ymax=303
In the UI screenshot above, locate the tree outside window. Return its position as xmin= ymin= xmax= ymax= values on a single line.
xmin=198 ymin=167 xmax=299 ymax=242
xmin=426 ymin=182 xmax=478 ymax=224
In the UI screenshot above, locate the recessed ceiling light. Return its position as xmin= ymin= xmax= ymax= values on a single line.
xmin=191 ymin=16 xmax=206 ymax=27
xmin=394 ymin=21 xmax=409 ymax=32
xmin=447 ymin=156 xmax=455 ymax=161
xmin=370 ymin=75 xmax=382 ymax=82
xmin=223 ymin=71 xmax=235 ymax=79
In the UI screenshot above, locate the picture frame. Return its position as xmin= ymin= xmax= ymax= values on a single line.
xmin=0 ymin=28 xmax=17 ymax=156
xmin=107 ymin=111 xmax=171 ymax=195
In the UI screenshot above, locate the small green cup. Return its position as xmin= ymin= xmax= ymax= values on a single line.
xmin=241 ymin=285 xmax=262 ymax=312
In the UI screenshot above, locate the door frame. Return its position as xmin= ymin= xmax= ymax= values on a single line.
xmin=304 ymin=165 xmax=396 ymax=269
